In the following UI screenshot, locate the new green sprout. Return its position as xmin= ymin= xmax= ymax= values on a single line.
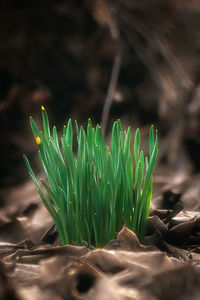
xmin=24 ymin=107 xmax=158 ymax=247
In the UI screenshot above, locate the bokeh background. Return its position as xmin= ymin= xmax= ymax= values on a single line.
xmin=0 ymin=0 xmax=200 ymax=211
xmin=1 ymin=3 xmax=200 ymax=299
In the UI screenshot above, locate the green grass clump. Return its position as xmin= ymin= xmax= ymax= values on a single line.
xmin=24 ymin=107 xmax=158 ymax=247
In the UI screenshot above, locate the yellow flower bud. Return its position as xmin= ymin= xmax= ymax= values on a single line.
xmin=35 ymin=136 xmax=41 ymax=145
xmin=41 ymin=105 xmax=45 ymax=111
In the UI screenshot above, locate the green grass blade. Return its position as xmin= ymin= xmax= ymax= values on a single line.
xmin=137 ymin=132 xmax=158 ymax=238
xmin=66 ymin=119 xmax=73 ymax=148
xmin=30 ymin=116 xmax=40 ymax=138
xmin=134 ymin=128 xmax=140 ymax=165
xmin=149 ymin=125 xmax=155 ymax=156
xmin=41 ymin=106 xmax=50 ymax=138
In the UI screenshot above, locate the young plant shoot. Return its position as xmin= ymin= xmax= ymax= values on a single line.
xmin=24 ymin=107 xmax=158 ymax=247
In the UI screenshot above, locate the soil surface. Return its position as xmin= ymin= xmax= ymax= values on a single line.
xmin=0 ymin=1 xmax=200 ymax=299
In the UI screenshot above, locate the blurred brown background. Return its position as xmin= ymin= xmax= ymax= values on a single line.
xmin=0 ymin=3 xmax=200 ymax=298
xmin=0 ymin=0 xmax=200 ymax=202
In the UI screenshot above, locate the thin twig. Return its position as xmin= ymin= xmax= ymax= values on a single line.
xmin=101 ymin=48 xmax=122 ymax=134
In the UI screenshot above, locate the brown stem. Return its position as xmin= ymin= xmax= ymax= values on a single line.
xmin=101 ymin=48 xmax=122 ymax=134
